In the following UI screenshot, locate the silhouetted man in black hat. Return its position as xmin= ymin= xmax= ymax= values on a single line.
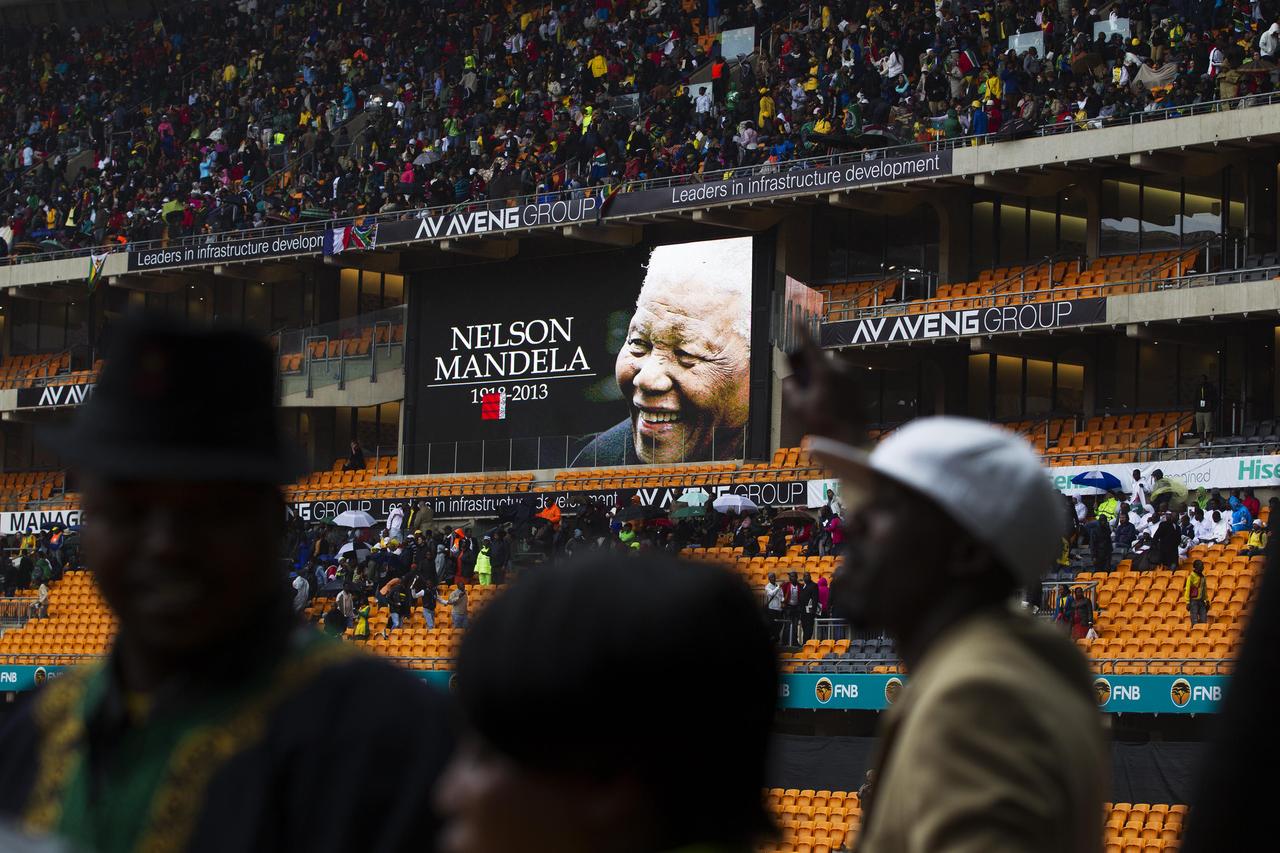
xmin=0 ymin=321 xmax=453 ymax=852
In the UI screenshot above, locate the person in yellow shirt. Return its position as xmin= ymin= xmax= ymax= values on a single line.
xmin=1243 ymin=520 xmax=1269 ymax=555
xmin=757 ymin=88 xmax=775 ymax=130
xmin=589 ymin=53 xmax=607 ymax=78
xmin=1184 ymin=559 xmax=1210 ymax=625
xmin=982 ymin=71 xmax=1002 ymax=103
xmin=222 ymin=63 xmax=237 ymax=85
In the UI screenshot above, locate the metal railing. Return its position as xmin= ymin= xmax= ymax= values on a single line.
xmin=1039 ymin=580 xmax=1099 ymax=616
xmin=0 ymin=652 xmax=1233 ymax=678
xmin=274 ymin=305 xmax=406 ymax=398
xmin=1092 ymin=657 xmax=1234 ymax=675
xmin=401 ymin=427 xmax=750 ymax=476
xmin=1040 ymin=438 xmax=1280 ymax=466
xmin=7 ymin=91 xmax=1280 ymax=268
xmin=989 ymin=251 xmax=1085 ymax=299
xmin=825 ymin=261 xmax=1280 ymax=327
xmin=0 ymin=597 xmax=36 ymax=628
xmin=783 ymin=658 xmax=903 ymax=673
xmin=0 ymin=653 xmax=100 ymax=666
xmin=286 ymin=457 xmax=820 ymax=503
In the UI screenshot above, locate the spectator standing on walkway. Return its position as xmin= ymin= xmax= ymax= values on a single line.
xmin=440 ymin=584 xmax=468 ymax=628
xmin=1186 ymin=560 xmax=1211 ymax=626
xmin=1087 ymin=515 xmax=1113 ymax=572
xmin=764 ymin=571 xmax=783 ymax=623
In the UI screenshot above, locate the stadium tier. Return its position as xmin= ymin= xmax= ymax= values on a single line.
xmin=0 ymin=525 xmax=1261 ymax=680
xmin=5 ymin=0 xmax=1280 ymax=257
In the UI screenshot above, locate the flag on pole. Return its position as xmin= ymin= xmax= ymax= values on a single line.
xmin=87 ymin=251 xmax=109 ymax=293
xmin=323 ymin=223 xmax=378 ymax=255
xmin=480 ymin=390 xmax=507 ymax=420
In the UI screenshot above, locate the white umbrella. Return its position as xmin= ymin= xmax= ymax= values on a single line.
xmin=713 ymin=494 xmax=758 ymax=513
xmin=332 ymin=510 xmax=377 ymax=528
xmin=677 ymin=488 xmax=710 ymax=507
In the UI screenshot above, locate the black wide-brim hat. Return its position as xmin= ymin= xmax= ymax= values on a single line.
xmin=45 ymin=319 xmax=308 ymax=484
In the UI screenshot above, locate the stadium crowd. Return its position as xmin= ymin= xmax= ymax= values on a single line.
xmin=287 ymin=494 xmax=844 ymax=642
xmin=5 ymin=0 xmax=1280 ymax=257
xmin=1072 ymin=474 xmax=1275 ymax=573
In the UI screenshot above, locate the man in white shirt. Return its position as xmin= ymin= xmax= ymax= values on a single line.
xmin=694 ymin=86 xmax=713 ymax=116
xmin=387 ymin=504 xmax=405 ymax=541
xmin=763 ymin=572 xmax=784 ymax=637
xmin=1072 ymin=496 xmax=1088 ymax=524
xmin=1210 ymin=511 xmax=1231 ymax=544
xmin=1129 ymin=469 xmax=1148 ymax=508
xmin=291 ymin=571 xmax=308 ymax=613
xmin=826 ymin=488 xmax=844 ymax=518
xmin=1130 ymin=503 xmax=1153 ymax=534
xmin=1192 ymin=508 xmax=1217 ymax=543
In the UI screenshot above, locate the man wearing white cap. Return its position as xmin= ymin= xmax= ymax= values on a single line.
xmin=786 ymin=332 xmax=1105 ymax=852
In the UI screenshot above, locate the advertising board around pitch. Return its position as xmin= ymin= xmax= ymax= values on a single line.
xmin=404 ymin=236 xmax=766 ymax=474
xmin=779 ymin=672 xmax=1224 ymax=713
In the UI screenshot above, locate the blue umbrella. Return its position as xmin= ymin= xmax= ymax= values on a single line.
xmin=1069 ymin=470 xmax=1122 ymax=491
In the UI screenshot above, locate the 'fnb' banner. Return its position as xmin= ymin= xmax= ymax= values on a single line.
xmin=779 ymin=672 xmax=1226 ymax=713
xmin=0 ymin=665 xmax=70 ymax=691
xmin=0 ymin=665 xmax=1225 ymax=713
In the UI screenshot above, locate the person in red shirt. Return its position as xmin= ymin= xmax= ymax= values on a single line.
xmin=1242 ymin=488 xmax=1261 ymax=521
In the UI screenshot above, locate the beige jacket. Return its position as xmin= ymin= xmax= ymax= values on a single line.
xmin=855 ymin=607 xmax=1107 ymax=853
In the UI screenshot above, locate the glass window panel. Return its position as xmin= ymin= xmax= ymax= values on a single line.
xmin=971 ymin=200 xmax=996 ymax=273
xmin=881 ymin=368 xmax=918 ymax=425
xmin=213 ymin=280 xmax=243 ymax=325
xmin=378 ymin=401 xmax=401 ymax=457
xmin=382 ymin=274 xmax=405 ymax=307
xmin=243 ymin=281 xmax=269 ymax=332
xmin=998 ymin=199 xmax=1028 ymax=267
xmin=9 ymin=298 xmax=37 ymax=353
xmin=967 ymin=354 xmax=990 ymax=418
xmin=1141 ymin=177 xmax=1181 ymax=250
xmin=37 ymin=300 xmax=66 ymax=351
xmin=1028 ymin=196 xmax=1058 ymax=260
xmin=1025 ymin=358 xmax=1053 ymax=416
xmin=356 ymin=405 xmax=379 ymax=452
xmin=1182 ymin=172 xmax=1222 ymax=244
xmin=1056 ymin=362 xmax=1085 ymax=413
xmin=1228 ymin=164 xmax=1247 ymax=234
xmin=1101 ymin=178 xmax=1141 ymax=255
xmin=1137 ymin=341 xmax=1178 ymax=410
xmin=1179 ymin=344 xmax=1219 ymax=411
xmin=359 ymin=271 xmax=383 ymax=314
xmin=339 ymin=267 xmax=359 ymax=319
xmin=995 ymin=355 xmax=1022 ymax=420
xmin=1059 ymin=189 xmax=1088 ymax=257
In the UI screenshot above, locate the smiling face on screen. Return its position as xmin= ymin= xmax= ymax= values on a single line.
xmin=615 ymin=241 xmax=752 ymax=464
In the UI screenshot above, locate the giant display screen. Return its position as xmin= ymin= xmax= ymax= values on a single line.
xmin=404 ymin=236 xmax=759 ymax=473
